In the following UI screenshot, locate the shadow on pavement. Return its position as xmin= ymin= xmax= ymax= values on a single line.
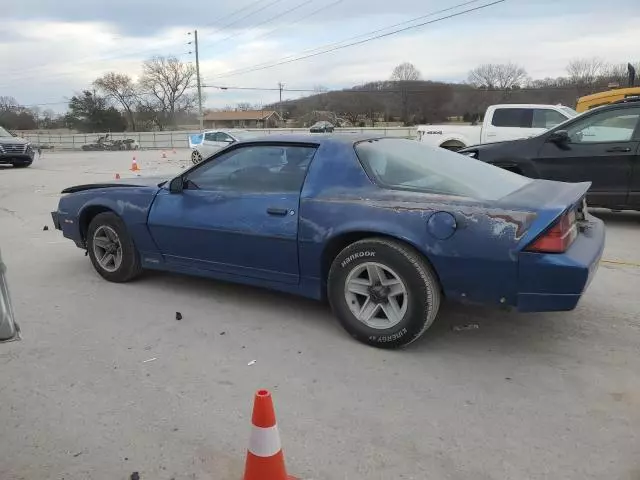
xmin=138 ymin=269 xmax=578 ymax=358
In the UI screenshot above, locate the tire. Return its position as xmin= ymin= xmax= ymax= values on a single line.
xmin=441 ymin=144 xmax=465 ymax=152
xmin=328 ymin=238 xmax=441 ymax=349
xmin=86 ymin=212 xmax=142 ymax=283
xmin=191 ymin=150 xmax=203 ymax=164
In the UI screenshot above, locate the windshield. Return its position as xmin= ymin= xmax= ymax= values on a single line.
xmin=0 ymin=127 xmax=14 ymax=138
xmin=355 ymin=138 xmax=531 ymax=201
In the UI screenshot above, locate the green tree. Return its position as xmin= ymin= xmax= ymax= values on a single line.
xmin=66 ymin=90 xmax=127 ymax=132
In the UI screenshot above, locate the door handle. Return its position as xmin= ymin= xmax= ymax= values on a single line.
xmin=267 ymin=207 xmax=288 ymax=216
xmin=606 ymin=147 xmax=631 ymax=153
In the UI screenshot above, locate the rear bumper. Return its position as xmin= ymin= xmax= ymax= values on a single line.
xmin=516 ymin=215 xmax=605 ymax=312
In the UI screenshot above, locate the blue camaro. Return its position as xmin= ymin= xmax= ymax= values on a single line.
xmin=52 ymin=135 xmax=605 ymax=348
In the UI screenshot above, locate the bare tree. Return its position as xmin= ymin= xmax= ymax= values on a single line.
xmin=566 ymin=58 xmax=606 ymax=94
xmin=601 ymin=61 xmax=640 ymax=87
xmin=139 ymin=56 xmax=197 ymax=128
xmin=0 ymin=96 xmax=19 ymax=112
xmin=390 ymin=62 xmax=422 ymax=81
xmin=467 ymin=63 xmax=528 ymax=90
xmin=236 ymin=102 xmax=253 ymax=111
xmin=389 ymin=63 xmax=422 ymax=124
xmin=94 ymin=72 xmax=139 ymax=130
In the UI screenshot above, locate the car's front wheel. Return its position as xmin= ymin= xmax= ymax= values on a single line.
xmin=328 ymin=238 xmax=441 ymax=349
xmin=86 ymin=212 xmax=142 ymax=283
xmin=191 ymin=150 xmax=203 ymax=164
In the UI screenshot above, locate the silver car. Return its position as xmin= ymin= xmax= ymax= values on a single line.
xmin=0 ymin=249 xmax=20 ymax=342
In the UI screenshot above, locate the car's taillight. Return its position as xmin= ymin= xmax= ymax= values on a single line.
xmin=526 ymin=209 xmax=578 ymax=253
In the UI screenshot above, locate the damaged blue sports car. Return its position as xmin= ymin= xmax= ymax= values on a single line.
xmin=52 ymin=135 xmax=605 ymax=348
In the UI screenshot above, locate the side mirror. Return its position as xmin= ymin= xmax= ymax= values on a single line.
xmin=548 ymin=130 xmax=570 ymax=144
xmin=169 ymin=176 xmax=185 ymax=193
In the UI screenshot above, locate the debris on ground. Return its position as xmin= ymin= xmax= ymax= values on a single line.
xmin=43 ymin=226 xmax=49 ymax=231
xmin=130 ymin=472 xmax=140 ymax=480
xmin=175 ymin=312 xmax=182 ymax=321
xmin=143 ymin=358 xmax=157 ymax=363
xmin=453 ymin=323 xmax=480 ymax=332
xmin=72 ymin=451 xmax=83 ymax=457
xmin=247 ymin=360 xmax=257 ymax=366
xmin=219 ymin=331 xmax=226 ymax=336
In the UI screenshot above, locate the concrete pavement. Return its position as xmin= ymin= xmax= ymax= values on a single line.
xmin=1 ymin=150 xmax=639 ymax=480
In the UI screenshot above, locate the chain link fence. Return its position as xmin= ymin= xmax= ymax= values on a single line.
xmin=18 ymin=127 xmax=418 ymax=151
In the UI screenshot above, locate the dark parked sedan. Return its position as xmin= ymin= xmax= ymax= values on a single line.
xmin=459 ymin=98 xmax=640 ymax=210
xmin=310 ymin=121 xmax=335 ymax=133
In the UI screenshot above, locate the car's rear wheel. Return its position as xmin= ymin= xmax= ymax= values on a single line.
xmin=191 ymin=150 xmax=203 ymax=164
xmin=328 ymin=238 xmax=441 ymax=349
xmin=87 ymin=212 xmax=142 ymax=283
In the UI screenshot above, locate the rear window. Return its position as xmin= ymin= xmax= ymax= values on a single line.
xmin=491 ymin=108 xmax=533 ymax=128
xmin=355 ymin=138 xmax=531 ymax=201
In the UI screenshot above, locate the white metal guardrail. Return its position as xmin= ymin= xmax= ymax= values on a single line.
xmin=17 ymin=127 xmax=417 ymax=151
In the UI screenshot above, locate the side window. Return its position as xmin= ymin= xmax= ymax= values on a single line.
xmin=532 ymin=109 xmax=567 ymax=129
xmin=204 ymin=132 xmax=217 ymax=142
xmin=490 ymin=108 xmax=533 ymax=128
xmin=566 ymin=108 xmax=640 ymax=143
xmin=215 ymin=133 xmax=233 ymax=143
xmin=186 ymin=145 xmax=316 ymax=193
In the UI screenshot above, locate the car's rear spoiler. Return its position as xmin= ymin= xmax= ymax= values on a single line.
xmin=499 ymin=179 xmax=591 ymax=212
xmin=502 ymin=180 xmax=592 ymax=249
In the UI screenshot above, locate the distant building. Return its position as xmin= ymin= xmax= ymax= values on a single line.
xmin=202 ymin=110 xmax=282 ymax=129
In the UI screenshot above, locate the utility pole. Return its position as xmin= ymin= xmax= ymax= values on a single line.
xmin=192 ymin=30 xmax=204 ymax=131
xmin=277 ymin=82 xmax=284 ymax=127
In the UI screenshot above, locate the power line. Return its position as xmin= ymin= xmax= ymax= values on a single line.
xmin=0 ymin=0 xmax=275 ymax=84
xmin=197 ymin=0 xmax=314 ymax=52
xmin=6 ymin=83 xmax=594 ymax=113
xmin=198 ymin=0 xmax=268 ymax=29
xmin=198 ymin=0 xmax=344 ymax=86
xmin=202 ymin=83 xmax=586 ymax=94
xmin=207 ymin=0 xmax=499 ymax=80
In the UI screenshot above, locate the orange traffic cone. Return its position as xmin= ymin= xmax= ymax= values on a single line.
xmin=162 ymin=150 xmax=167 ymax=159
xmin=115 ymin=173 xmax=121 ymax=180
xmin=172 ymin=148 xmax=177 ymax=154
xmin=130 ymin=158 xmax=139 ymax=172
xmin=244 ymin=390 xmax=297 ymax=480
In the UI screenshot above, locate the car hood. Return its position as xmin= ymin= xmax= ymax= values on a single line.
xmin=0 ymin=137 xmax=29 ymax=145
xmin=61 ymin=175 xmax=171 ymax=194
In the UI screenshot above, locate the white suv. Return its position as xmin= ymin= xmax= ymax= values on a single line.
xmin=189 ymin=129 xmax=261 ymax=164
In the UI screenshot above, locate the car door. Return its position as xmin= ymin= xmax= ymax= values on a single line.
xmin=623 ymin=118 xmax=640 ymax=208
xmin=532 ymin=108 xmax=569 ymax=132
xmin=482 ymin=107 xmax=533 ymax=143
xmin=534 ymin=106 xmax=640 ymax=208
xmin=147 ymin=143 xmax=317 ymax=285
xmin=199 ymin=131 xmax=224 ymax=157
xmin=216 ymin=132 xmax=236 ymax=146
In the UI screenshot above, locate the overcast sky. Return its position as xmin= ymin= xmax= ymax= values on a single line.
xmin=1 ymin=0 xmax=638 ymax=112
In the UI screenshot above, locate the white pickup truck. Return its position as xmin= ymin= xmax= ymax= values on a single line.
xmin=417 ymin=104 xmax=579 ymax=151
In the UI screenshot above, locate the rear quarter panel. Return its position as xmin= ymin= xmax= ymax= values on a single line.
xmin=299 ymin=140 xmax=537 ymax=306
